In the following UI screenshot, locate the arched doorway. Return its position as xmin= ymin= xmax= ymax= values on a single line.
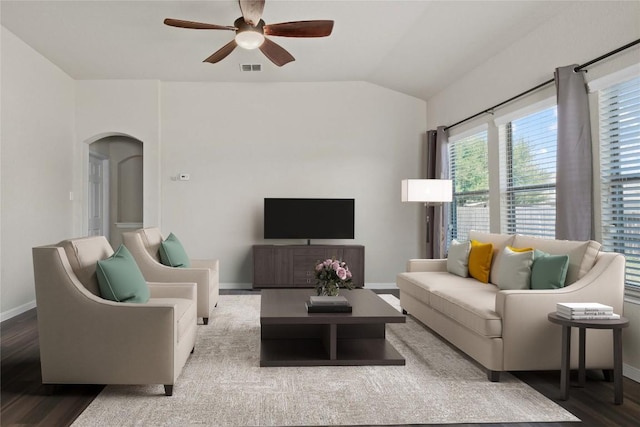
xmin=89 ymin=135 xmax=143 ymax=247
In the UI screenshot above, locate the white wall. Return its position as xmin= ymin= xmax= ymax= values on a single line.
xmin=425 ymin=2 xmax=640 ymax=377
xmin=160 ymin=81 xmax=426 ymax=285
xmin=74 ymin=80 xmax=161 ymax=236
xmin=0 ymin=27 xmax=75 ymax=319
xmin=427 ymin=1 xmax=640 ymax=129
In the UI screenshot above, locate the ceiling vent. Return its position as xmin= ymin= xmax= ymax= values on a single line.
xmin=240 ymin=64 xmax=262 ymax=72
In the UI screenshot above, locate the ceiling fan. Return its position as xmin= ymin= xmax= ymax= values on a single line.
xmin=164 ymin=0 xmax=334 ymax=67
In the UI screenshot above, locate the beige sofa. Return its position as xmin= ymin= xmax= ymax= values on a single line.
xmin=32 ymin=236 xmax=198 ymax=396
xmin=397 ymin=231 xmax=626 ymax=381
xmin=123 ymin=227 xmax=220 ymax=325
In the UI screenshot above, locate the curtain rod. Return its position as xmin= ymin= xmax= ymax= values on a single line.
xmin=444 ymin=38 xmax=640 ymax=131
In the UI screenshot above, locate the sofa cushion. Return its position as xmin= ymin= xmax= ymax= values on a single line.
xmin=139 ymin=227 xmax=164 ymax=262
xmin=397 ymin=271 xmax=474 ymax=305
xmin=430 ymin=283 xmax=502 ymax=337
xmin=60 ymin=236 xmax=114 ymax=296
xmin=159 ymin=233 xmax=191 ymax=268
xmin=469 ymin=240 xmax=493 ymax=283
xmin=447 ymin=240 xmax=470 ymax=278
xmin=495 ymin=247 xmax=534 ymax=290
xmin=512 ymin=235 xmax=600 ymax=285
xmin=468 ymin=231 xmax=515 ymax=284
xmin=96 ymin=245 xmax=150 ymax=303
xmin=531 ymin=250 xmax=569 ymax=289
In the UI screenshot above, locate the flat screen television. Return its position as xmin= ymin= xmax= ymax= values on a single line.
xmin=264 ymin=198 xmax=355 ymax=241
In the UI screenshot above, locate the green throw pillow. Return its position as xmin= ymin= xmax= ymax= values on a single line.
xmin=531 ymin=250 xmax=570 ymax=289
xmin=96 ymin=245 xmax=150 ymax=303
xmin=159 ymin=233 xmax=191 ymax=268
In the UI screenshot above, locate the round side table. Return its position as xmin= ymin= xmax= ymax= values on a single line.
xmin=548 ymin=312 xmax=629 ymax=405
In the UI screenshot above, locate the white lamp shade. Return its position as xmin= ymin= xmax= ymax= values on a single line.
xmin=401 ymin=179 xmax=453 ymax=203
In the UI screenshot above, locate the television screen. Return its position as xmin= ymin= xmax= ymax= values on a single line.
xmin=264 ymin=198 xmax=355 ymax=240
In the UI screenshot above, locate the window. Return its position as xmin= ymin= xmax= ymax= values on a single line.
xmin=448 ymin=130 xmax=490 ymax=243
xmin=499 ymin=105 xmax=557 ymax=238
xmin=599 ymin=75 xmax=640 ymax=292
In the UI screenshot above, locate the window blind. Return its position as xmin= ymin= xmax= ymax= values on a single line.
xmin=499 ymin=106 xmax=557 ymax=238
xmin=599 ymin=75 xmax=640 ymax=291
xmin=449 ymin=130 xmax=490 ymax=243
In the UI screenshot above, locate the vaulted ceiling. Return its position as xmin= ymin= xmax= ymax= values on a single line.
xmin=1 ymin=1 xmax=577 ymax=100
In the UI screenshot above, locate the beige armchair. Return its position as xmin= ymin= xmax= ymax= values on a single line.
xmin=123 ymin=227 xmax=219 ymax=325
xmin=32 ymin=236 xmax=198 ymax=396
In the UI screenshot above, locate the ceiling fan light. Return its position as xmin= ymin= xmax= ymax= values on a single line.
xmin=235 ymin=31 xmax=265 ymax=50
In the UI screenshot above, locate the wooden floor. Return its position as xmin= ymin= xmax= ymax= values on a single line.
xmin=2 ymin=291 xmax=639 ymax=427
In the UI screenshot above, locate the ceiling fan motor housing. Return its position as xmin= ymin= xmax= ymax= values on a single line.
xmin=234 ymin=17 xmax=266 ymax=49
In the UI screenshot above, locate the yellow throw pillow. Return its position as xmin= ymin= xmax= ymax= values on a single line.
xmin=469 ymin=240 xmax=494 ymax=283
xmin=507 ymin=246 xmax=534 ymax=253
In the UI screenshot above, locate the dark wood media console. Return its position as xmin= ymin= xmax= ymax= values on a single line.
xmin=252 ymin=244 xmax=365 ymax=289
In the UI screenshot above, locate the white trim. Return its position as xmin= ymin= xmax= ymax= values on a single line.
xmin=219 ymin=282 xmax=398 ymax=290
xmin=1 ymin=300 xmax=36 ymax=322
xmin=623 ymin=363 xmax=640 ymax=383
xmin=115 ymin=222 xmax=144 ymax=229
xmin=364 ymin=282 xmax=397 ymax=290
xmin=220 ymin=282 xmax=253 ymax=290
xmin=493 ymin=96 xmax=556 ymax=127
xmin=588 ymin=63 xmax=640 ymax=93
xmin=449 ymin=123 xmax=489 ymax=142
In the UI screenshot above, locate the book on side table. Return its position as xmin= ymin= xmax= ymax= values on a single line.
xmin=306 ymin=296 xmax=352 ymax=313
xmin=556 ymin=302 xmax=620 ymax=320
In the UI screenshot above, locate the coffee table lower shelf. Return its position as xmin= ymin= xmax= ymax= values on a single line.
xmin=260 ymin=338 xmax=405 ymax=367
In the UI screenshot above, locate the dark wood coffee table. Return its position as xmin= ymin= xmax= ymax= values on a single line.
xmin=260 ymin=288 xmax=406 ymax=367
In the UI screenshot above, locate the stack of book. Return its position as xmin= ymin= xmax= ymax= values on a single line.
xmin=556 ymin=302 xmax=620 ymax=320
xmin=306 ymin=296 xmax=352 ymax=313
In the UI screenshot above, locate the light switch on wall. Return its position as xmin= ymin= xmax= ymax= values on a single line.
xmin=179 ymin=173 xmax=190 ymax=181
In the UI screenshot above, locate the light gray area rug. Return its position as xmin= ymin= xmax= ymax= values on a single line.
xmin=72 ymin=294 xmax=578 ymax=426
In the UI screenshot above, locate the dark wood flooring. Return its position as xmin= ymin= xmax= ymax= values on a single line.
xmin=2 ymin=290 xmax=639 ymax=426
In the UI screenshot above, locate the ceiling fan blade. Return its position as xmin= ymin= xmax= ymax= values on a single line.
xmin=259 ymin=38 xmax=295 ymax=67
xmin=239 ymin=0 xmax=265 ymax=26
xmin=164 ymin=18 xmax=236 ymax=31
xmin=203 ymin=40 xmax=238 ymax=64
xmin=264 ymin=20 xmax=334 ymax=38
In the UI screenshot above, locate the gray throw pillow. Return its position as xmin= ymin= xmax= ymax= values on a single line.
xmin=495 ymin=247 xmax=534 ymax=290
xmin=447 ymin=240 xmax=470 ymax=278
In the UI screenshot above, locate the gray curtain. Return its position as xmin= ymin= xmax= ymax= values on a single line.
xmin=555 ymin=65 xmax=594 ymax=240
xmin=426 ymin=126 xmax=450 ymax=258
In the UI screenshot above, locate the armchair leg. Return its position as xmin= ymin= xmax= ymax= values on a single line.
xmin=603 ymin=369 xmax=614 ymax=382
xmin=164 ymin=385 xmax=173 ymax=396
xmin=203 ymin=317 xmax=209 ymax=325
xmin=488 ymin=370 xmax=501 ymax=382
xmin=191 ymin=346 xmax=195 ymax=354
xmin=402 ymin=309 xmax=408 ymax=315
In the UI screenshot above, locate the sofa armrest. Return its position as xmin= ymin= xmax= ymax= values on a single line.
xmin=148 ymin=282 xmax=197 ymax=301
xmin=493 ymin=252 xmax=625 ymax=370
xmin=190 ymin=258 xmax=219 ymax=272
xmin=495 ymin=252 xmax=626 ymax=318
xmin=407 ymin=259 xmax=447 ymax=272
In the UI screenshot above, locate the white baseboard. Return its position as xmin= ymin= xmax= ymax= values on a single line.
xmin=1 ymin=300 xmax=36 ymax=322
xmin=624 ymin=363 xmax=640 ymax=383
xmin=220 ymin=282 xmax=253 ymax=290
xmin=220 ymin=283 xmax=398 ymax=290
xmin=364 ymin=282 xmax=398 ymax=290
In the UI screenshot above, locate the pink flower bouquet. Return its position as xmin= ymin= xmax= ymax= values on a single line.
xmin=314 ymin=258 xmax=354 ymax=296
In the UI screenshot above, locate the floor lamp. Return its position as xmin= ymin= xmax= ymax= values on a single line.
xmin=401 ymin=179 xmax=453 ymax=255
